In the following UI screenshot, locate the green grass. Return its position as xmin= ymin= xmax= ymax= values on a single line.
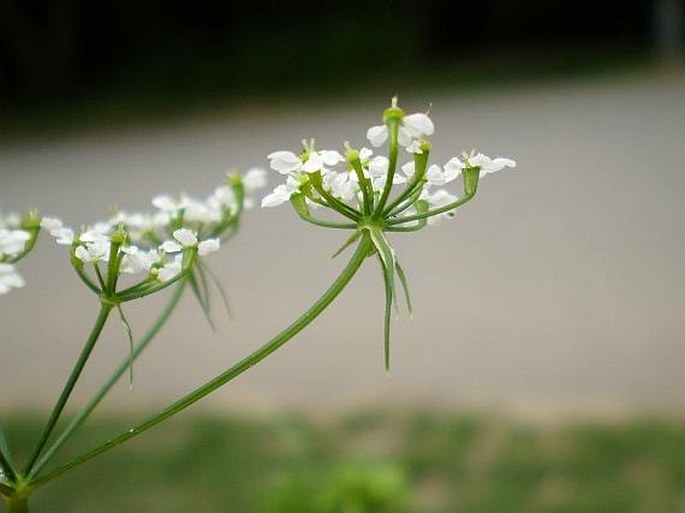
xmin=3 ymin=411 xmax=685 ymax=512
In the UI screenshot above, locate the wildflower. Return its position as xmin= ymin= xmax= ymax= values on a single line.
xmin=120 ymin=246 xmax=160 ymax=274
xmin=0 ymin=263 xmax=24 ymax=294
xmin=155 ymin=254 xmax=183 ymax=282
xmin=366 ymin=111 xmax=434 ymax=148
xmin=261 ymin=176 xmax=301 ymax=208
xmin=0 ymin=229 xmax=30 ymax=258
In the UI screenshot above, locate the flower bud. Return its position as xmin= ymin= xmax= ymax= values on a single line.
xmin=462 ymin=166 xmax=480 ymax=197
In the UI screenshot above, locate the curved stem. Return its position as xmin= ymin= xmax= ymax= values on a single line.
xmin=293 ymin=208 xmax=357 ymax=230
xmin=310 ymin=180 xmax=361 ymax=222
xmin=23 ymin=306 xmax=112 ymax=475
xmin=31 ymin=235 xmax=373 ymax=489
xmin=373 ymin=119 xmax=399 ymax=217
xmin=28 ymin=282 xmax=188 ymax=480
xmin=386 ymin=192 xmax=475 ymax=226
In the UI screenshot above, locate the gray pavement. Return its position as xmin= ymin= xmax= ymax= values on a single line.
xmin=1 ymin=72 xmax=684 ymax=417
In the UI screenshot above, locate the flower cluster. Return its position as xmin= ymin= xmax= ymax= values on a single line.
xmin=261 ymin=98 xmax=515 ymax=231
xmin=0 ymin=212 xmax=41 ymax=294
xmin=260 ymin=97 xmax=516 ymax=369
xmin=1 ymin=169 xmax=265 ymax=299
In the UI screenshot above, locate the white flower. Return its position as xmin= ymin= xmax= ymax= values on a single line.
xmin=261 ymin=176 xmax=300 ymax=208
xmin=0 ymin=229 xmax=30 ymax=257
xmin=0 ymin=263 xmax=24 ymax=294
xmin=40 ymin=217 xmax=63 ymax=230
xmin=152 ymin=195 xmax=188 ymax=213
xmin=371 ymin=173 xmax=407 ymax=192
xmin=50 ymin=227 xmax=75 ymax=245
xmin=267 ymin=151 xmax=304 ymax=174
xmin=120 ymin=246 xmax=160 ymax=274
xmin=366 ymin=112 xmax=435 ymax=148
xmin=160 ymin=228 xmax=198 ymax=253
xmin=446 ymin=152 xmax=517 ymax=179
xmin=425 ymin=164 xmax=460 ymax=187
xmin=75 ymin=239 xmax=110 ymax=263
xmin=80 ymin=224 xmax=110 ymax=243
xmin=156 ymin=254 xmax=183 ymax=282
xmin=198 ymin=238 xmax=220 ymax=256
xmin=367 ymin=156 xmax=389 ymax=178
xmin=324 ymin=172 xmax=358 ymax=202
xmin=301 ymin=150 xmax=344 ymax=174
xmin=406 ymin=140 xmax=423 ymax=154
xmin=243 ymin=167 xmax=267 ymax=191
xmin=419 ymin=189 xmax=459 ymax=225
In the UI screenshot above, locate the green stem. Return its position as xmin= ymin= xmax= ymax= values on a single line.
xmin=373 ymin=119 xmax=399 ymax=217
xmin=293 ymin=208 xmax=357 ymax=230
xmin=28 ymin=282 xmax=188 ymax=480
xmin=2 ymin=495 xmax=28 ymax=513
xmin=386 ymin=192 xmax=475 ymax=226
xmin=310 ymin=175 xmax=361 ymax=222
xmin=23 ymin=306 xmax=112 ymax=475
xmin=31 ymin=235 xmax=373 ymax=489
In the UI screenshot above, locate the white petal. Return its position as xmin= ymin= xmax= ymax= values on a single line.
xmin=161 ymin=240 xmax=183 ymax=253
xmin=172 ymin=228 xmax=198 ymax=247
xmin=367 ymin=156 xmax=389 ymax=177
xmin=403 ymin=113 xmax=435 ymax=137
xmin=243 ymin=167 xmax=267 ymax=190
xmin=397 ymin=127 xmax=413 ymax=147
xmin=267 ymin=151 xmax=302 ymax=174
xmin=366 ymin=125 xmax=388 ymax=147
xmin=198 ymin=238 xmax=220 ymax=256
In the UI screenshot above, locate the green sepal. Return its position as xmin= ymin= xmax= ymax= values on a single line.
xmin=198 ymin=260 xmax=232 ymax=319
xmin=190 ymin=267 xmax=215 ymax=332
xmin=290 ymin=193 xmax=310 ymax=217
xmin=395 ymin=260 xmax=413 ymax=316
xmin=116 ymin=306 xmax=135 ymax=389
xmin=0 ymin=424 xmax=14 ymax=468
xmin=331 ymin=231 xmax=362 ymax=259
xmin=368 ymin=227 xmax=397 ymax=372
xmin=462 ymin=166 xmax=480 ymax=197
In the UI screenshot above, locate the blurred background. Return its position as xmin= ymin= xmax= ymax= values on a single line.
xmin=1 ymin=1 xmax=685 ymax=511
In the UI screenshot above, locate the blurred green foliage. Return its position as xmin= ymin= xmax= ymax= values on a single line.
xmin=3 ymin=411 xmax=685 ymax=512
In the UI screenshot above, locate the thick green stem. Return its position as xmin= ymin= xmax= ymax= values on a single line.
xmin=28 ymin=282 xmax=188 ymax=480
xmin=31 ymin=235 xmax=373 ymax=489
xmin=2 ymin=495 xmax=28 ymax=513
xmin=23 ymin=306 xmax=112 ymax=475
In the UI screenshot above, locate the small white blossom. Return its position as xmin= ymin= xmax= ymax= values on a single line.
xmin=301 ymin=150 xmax=344 ymax=174
xmin=267 ymin=151 xmax=304 ymax=174
xmin=425 ymin=164 xmax=460 ymax=187
xmin=152 ymin=195 xmax=188 ymax=213
xmin=446 ymin=152 xmax=517 ymax=179
xmin=0 ymin=229 xmax=30 ymax=257
xmin=156 ymin=254 xmax=183 ymax=282
xmin=198 ymin=238 xmax=220 ymax=256
xmin=420 ymin=189 xmax=459 ymax=225
xmin=406 ymin=140 xmax=424 ymax=154
xmin=243 ymin=167 xmax=267 ymax=191
xmin=367 ymin=156 xmax=389 ymax=178
xmin=366 ymin=112 xmax=434 ymax=148
xmin=261 ymin=176 xmax=300 ymax=208
xmin=120 ymin=246 xmax=160 ymax=274
xmin=50 ymin=227 xmax=75 ymax=245
xmin=75 ymin=239 xmax=110 ymax=263
xmin=161 ymin=228 xmax=198 ymax=253
xmin=0 ymin=263 xmax=24 ymax=294
xmin=40 ymin=217 xmax=63 ymax=230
